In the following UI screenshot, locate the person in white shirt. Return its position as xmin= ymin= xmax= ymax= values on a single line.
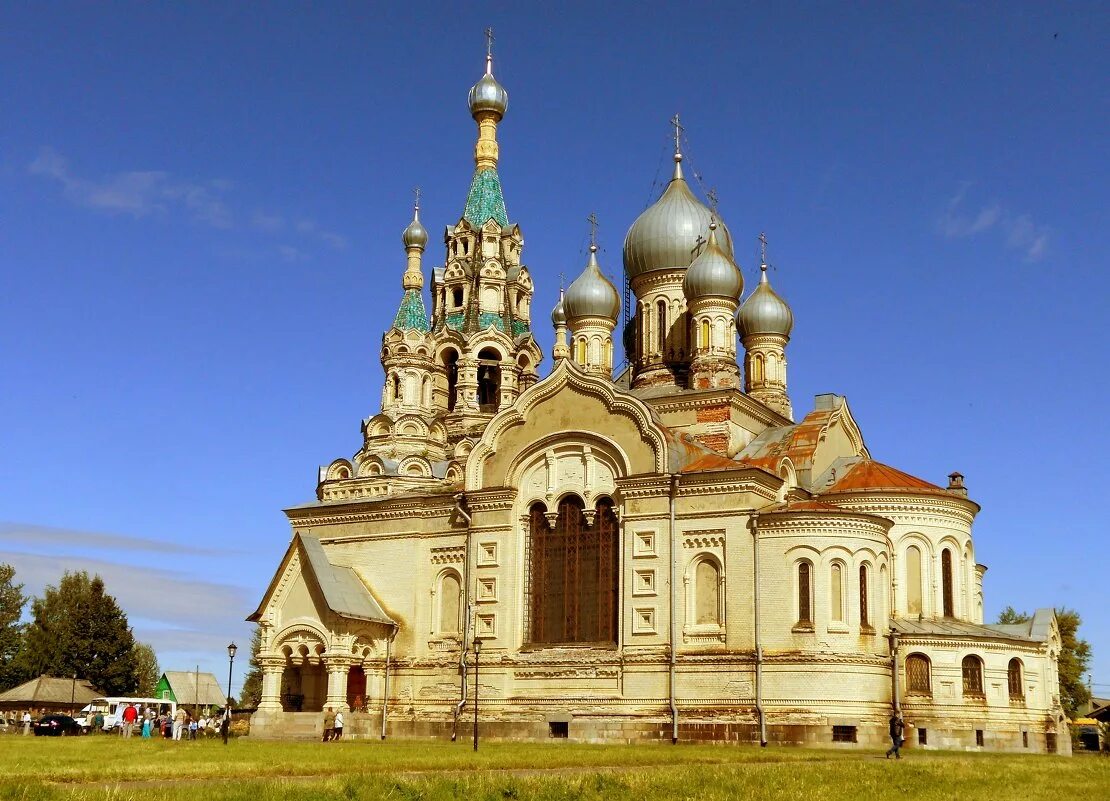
xmin=332 ymin=710 xmax=344 ymax=741
xmin=22 ymin=711 xmax=32 ymax=736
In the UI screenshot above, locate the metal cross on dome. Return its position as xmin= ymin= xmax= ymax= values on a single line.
xmin=759 ymin=231 xmax=769 ymax=266
xmin=706 ymin=187 xmax=719 ymax=218
xmin=670 ymin=113 xmax=684 ymax=154
xmin=413 ymin=186 xmax=421 ymax=208
xmin=485 ymin=27 xmax=494 ymax=58
xmin=587 ymin=212 xmax=599 ymax=248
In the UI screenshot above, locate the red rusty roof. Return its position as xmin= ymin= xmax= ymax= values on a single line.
xmin=735 ymin=407 xmax=837 ymax=473
xmin=823 ymin=460 xmax=944 ymax=495
xmin=680 ymin=452 xmax=742 ymax=473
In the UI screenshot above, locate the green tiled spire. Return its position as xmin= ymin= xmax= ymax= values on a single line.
xmin=393 ymin=289 xmax=430 ymax=333
xmin=463 ymin=168 xmax=509 ymax=227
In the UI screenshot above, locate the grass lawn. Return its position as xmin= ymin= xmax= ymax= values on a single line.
xmin=0 ymin=736 xmax=1105 ymax=800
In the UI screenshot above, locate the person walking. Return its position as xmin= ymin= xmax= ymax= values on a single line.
xmin=173 ymin=707 xmax=186 ymax=741
xmin=886 ymin=714 xmax=905 ymax=759
xmin=21 ymin=710 xmax=31 ymax=736
xmin=122 ymin=703 xmax=138 ymax=738
xmin=322 ymin=706 xmax=335 ymax=743
xmin=332 ymin=709 xmax=344 ymax=741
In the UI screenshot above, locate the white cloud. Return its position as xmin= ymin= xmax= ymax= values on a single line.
xmin=278 ymin=244 xmax=308 ymax=263
xmin=0 ymin=522 xmax=239 ymax=556
xmin=938 ymin=184 xmax=1050 ymax=262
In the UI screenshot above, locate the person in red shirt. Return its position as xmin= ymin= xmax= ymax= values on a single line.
xmin=121 ymin=703 xmax=138 ymax=738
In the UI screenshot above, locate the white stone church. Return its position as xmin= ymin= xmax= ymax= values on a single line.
xmin=248 ymin=47 xmax=1067 ymax=752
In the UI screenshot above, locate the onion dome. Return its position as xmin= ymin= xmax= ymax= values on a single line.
xmin=468 ymin=54 xmax=508 ymax=119
xmin=564 ymin=245 xmax=620 ymax=322
xmin=737 ymin=264 xmax=793 ymax=337
xmin=401 ymin=203 xmax=428 ymax=250
xmin=623 ymin=154 xmax=734 ymax=280
xmin=683 ymin=222 xmax=743 ymax=301
xmin=551 ymin=290 xmax=567 ymax=326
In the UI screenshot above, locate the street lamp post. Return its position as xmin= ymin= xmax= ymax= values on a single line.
xmin=472 ymin=637 xmax=482 ymax=752
xmin=223 ymin=642 xmax=237 ymax=745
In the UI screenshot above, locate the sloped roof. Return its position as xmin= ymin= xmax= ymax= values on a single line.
xmin=160 ymin=671 xmax=226 ymax=706
xmin=0 ymin=676 xmax=100 ymax=705
xmin=824 ymin=459 xmax=946 ymax=495
xmin=463 ymin=167 xmax=509 ymax=227
xmin=894 ymin=616 xmax=1041 ymax=643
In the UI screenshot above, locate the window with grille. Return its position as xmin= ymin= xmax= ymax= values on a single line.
xmin=918 ymin=728 xmax=927 ymax=746
xmin=1022 ymin=731 xmax=1029 ymax=748
xmin=942 ymin=549 xmax=954 ymax=617
xmin=962 ymin=655 xmax=984 ymax=697
xmin=1046 ymin=733 xmax=1057 ymax=753
xmin=975 ymin=729 xmax=984 ymax=747
xmin=1007 ymin=658 xmax=1023 ymax=701
xmin=797 ymin=562 xmax=812 ymax=627
xmin=656 ymin=300 xmax=667 ymax=354
xmin=859 ymin=564 xmax=870 ymax=629
xmin=906 ymin=654 xmax=931 ymax=694
xmin=526 ymin=498 xmax=618 ymax=645
xmin=832 ymin=725 xmax=857 ymax=743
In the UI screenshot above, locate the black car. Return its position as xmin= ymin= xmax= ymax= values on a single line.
xmin=33 ymin=714 xmax=80 ymax=736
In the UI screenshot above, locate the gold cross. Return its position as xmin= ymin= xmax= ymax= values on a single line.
xmin=669 ymin=113 xmax=683 ymax=154
xmin=587 ymin=212 xmax=599 ymax=248
xmin=413 ymin=186 xmax=421 ymax=208
xmin=759 ymin=231 xmax=768 ymax=264
xmin=485 ymin=27 xmax=494 ymax=58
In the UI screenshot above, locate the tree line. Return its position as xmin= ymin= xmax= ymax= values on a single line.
xmin=0 ymin=563 xmax=160 ymax=696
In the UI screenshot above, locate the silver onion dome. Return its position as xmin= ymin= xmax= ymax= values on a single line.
xmin=683 ymin=223 xmax=743 ymax=301
xmin=402 ymin=206 xmax=428 ymax=250
xmin=551 ymin=291 xmax=567 ymax=326
xmin=564 ymin=245 xmax=620 ymax=322
xmin=468 ymin=56 xmax=508 ymax=119
xmin=623 ymin=154 xmax=734 ymax=281
xmin=737 ymin=266 xmax=793 ymax=338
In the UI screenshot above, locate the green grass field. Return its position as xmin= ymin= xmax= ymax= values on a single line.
xmin=1 ymin=736 xmax=1105 ymax=800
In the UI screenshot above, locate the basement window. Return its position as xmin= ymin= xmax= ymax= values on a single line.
xmin=975 ymin=729 xmax=984 ymax=747
xmin=549 ymin=721 xmax=568 ymax=739
xmin=832 ymin=725 xmax=857 ymax=743
xmin=918 ymin=728 xmax=927 ymax=746
xmin=1022 ymin=731 xmax=1029 ymax=748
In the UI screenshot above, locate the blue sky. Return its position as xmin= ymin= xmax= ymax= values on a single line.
xmin=2 ymin=3 xmax=1107 ymax=693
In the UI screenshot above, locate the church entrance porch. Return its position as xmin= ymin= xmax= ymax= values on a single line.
xmin=281 ymin=663 xmax=327 ymax=712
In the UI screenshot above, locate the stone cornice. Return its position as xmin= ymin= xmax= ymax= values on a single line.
xmin=821 ymin=493 xmax=979 ymax=526
xmin=640 ymin=388 xmax=791 ymax=429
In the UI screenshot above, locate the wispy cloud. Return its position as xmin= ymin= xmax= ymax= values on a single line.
xmin=938 ymin=183 xmax=1050 ymax=262
xmin=0 ymin=522 xmax=240 ymax=557
xmin=28 ymin=147 xmax=348 ymax=255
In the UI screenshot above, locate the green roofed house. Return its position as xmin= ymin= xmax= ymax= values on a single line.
xmin=154 ymin=671 xmax=227 ymax=711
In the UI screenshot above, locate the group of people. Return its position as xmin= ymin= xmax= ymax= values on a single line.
xmin=118 ymin=703 xmax=226 ymax=740
xmin=321 ymin=706 xmax=345 ymax=742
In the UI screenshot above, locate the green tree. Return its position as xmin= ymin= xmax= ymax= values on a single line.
xmin=133 ymin=642 xmax=160 ymax=697
xmin=239 ymin=626 xmax=263 ymax=707
xmin=996 ymin=606 xmax=1092 ymax=717
xmin=0 ymin=563 xmax=27 ymax=691
xmin=13 ymin=571 xmax=139 ymax=696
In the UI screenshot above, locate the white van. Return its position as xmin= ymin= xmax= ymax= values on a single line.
xmin=76 ymin=697 xmax=177 ymax=732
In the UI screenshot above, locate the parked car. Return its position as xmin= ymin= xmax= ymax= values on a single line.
xmin=0 ymin=717 xmax=17 ymax=734
xmin=33 ymin=714 xmax=80 ymax=736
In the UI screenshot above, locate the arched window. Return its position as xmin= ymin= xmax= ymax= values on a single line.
xmin=878 ymin=564 xmax=888 ymax=627
xmin=443 ymin=349 xmax=459 ymax=411
xmin=906 ymin=653 xmax=931 ymax=694
xmin=906 ymin=545 xmax=923 ymax=615
xmin=527 ymin=498 xmax=618 ymax=645
xmin=605 ymin=339 xmax=612 ymax=366
xmin=477 ymin=347 xmax=501 ymax=412
xmin=859 ymin=564 xmax=871 ymax=629
xmin=752 ymin=353 xmax=765 ymax=384
xmin=1007 ymin=658 xmax=1024 ymax=701
xmin=421 ymin=375 xmax=431 ymax=407
xmin=962 ymin=654 xmax=984 ymax=697
xmin=391 ymin=373 xmax=401 ymax=404
xmin=695 ymin=559 xmax=721 ymax=625
xmin=941 ymin=548 xmax=955 ymax=617
xmin=656 ymin=300 xmax=667 ymax=354
xmin=830 ymin=563 xmax=844 ymax=622
xmin=576 ymin=338 xmax=587 ymax=364
xmin=797 ymin=561 xmax=813 ymax=627
xmin=700 ymin=319 xmax=710 ymax=350
xmin=438 ymin=573 xmax=461 ymax=635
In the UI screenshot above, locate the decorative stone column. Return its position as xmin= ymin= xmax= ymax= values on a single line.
xmin=257 ymin=657 xmax=286 ymax=712
xmin=324 ymin=658 xmax=352 ymax=712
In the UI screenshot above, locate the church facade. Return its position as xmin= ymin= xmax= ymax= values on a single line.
xmin=248 ymin=49 xmax=1068 ymax=753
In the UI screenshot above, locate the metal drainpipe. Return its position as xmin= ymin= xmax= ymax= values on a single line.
xmin=668 ymin=474 xmax=679 ymax=745
xmin=381 ymin=624 xmax=397 ymax=740
xmin=889 ymin=628 xmax=901 ymax=717
xmin=451 ymin=493 xmax=473 ymax=741
xmin=751 ymin=513 xmax=767 ymax=746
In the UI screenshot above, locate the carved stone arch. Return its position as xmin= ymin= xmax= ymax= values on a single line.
xmin=325 ymin=459 xmax=354 ymax=481
xmin=394 ymin=415 xmax=429 ymax=438
xmin=429 ymin=421 xmax=448 ymax=443
xmin=444 ymin=463 xmax=463 ymax=484
xmin=686 ymin=551 xmax=725 ymax=628
xmin=397 ymin=456 xmax=431 ymax=478
xmin=355 ymin=453 xmax=385 ymax=478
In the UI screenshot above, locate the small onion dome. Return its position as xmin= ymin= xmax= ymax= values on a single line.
xmin=564 ymin=245 xmax=620 ymax=322
xmin=736 ymin=265 xmax=793 ymax=337
xmin=401 ymin=206 xmax=428 ymax=250
xmin=551 ymin=291 xmax=567 ymax=326
xmin=468 ymin=56 xmax=508 ymax=119
xmin=683 ymin=222 xmax=743 ymax=301
xmin=623 ymin=154 xmax=734 ymax=281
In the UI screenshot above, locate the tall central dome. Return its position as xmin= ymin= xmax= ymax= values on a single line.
xmin=623 ymin=153 xmax=734 ymax=281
